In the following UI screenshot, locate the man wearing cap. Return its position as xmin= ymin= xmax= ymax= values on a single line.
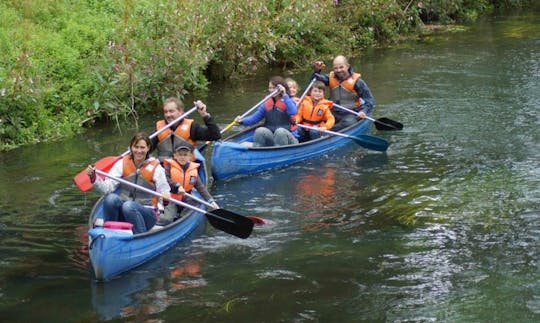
xmin=157 ymin=144 xmax=219 ymax=226
xmin=311 ymin=55 xmax=375 ymax=131
xmin=153 ymin=98 xmax=221 ymax=163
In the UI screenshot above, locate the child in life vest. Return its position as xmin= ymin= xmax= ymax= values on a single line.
xmin=296 ymin=81 xmax=335 ymax=142
xmin=157 ymin=145 xmax=219 ymax=226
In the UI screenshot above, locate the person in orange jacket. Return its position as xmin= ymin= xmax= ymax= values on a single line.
xmin=311 ymin=55 xmax=375 ymax=131
xmin=157 ymin=144 xmax=218 ymax=226
xmin=86 ymin=132 xmax=171 ymax=234
xmin=295 ymin=81 xmax=335 ymax=142
xmin=152 ymin=98 xmax=221 ymax=163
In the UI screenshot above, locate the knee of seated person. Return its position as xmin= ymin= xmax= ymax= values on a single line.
xmin=103 ymin=193 xmax=121 ymax=204
xmin=121 ymin=200 xmax=138 ymax=213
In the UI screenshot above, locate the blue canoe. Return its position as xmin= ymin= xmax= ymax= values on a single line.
xmin=87 ymin=149 xmax=208 ymax=281
xmin=211 ymin=118 xmax=387 ymax=181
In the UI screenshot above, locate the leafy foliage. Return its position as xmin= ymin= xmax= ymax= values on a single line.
xmin=0 ymin=0 xmax=535 ymax=150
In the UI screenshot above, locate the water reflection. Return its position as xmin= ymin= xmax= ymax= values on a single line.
xmin=1 ymin=12 xmax=540 ymax=322
xmin=90 ymin=237 xmax=207 ymax=320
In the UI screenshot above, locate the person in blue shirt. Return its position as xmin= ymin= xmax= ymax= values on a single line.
xmin=235 ymin=76 xmax=299 ymax=147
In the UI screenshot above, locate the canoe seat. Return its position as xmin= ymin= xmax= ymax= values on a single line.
xmin=104 ymin=221 xmax=133 ymax=232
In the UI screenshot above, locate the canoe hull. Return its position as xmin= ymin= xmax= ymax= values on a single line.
xmin=211 ymin=120 xmax=372 ymax=180
xmin=88 ymin=149 xmax=208 ymax=281
xmin=88 ymin=210 xmax=205 ymax=281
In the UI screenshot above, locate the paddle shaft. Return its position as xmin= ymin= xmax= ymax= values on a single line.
xmin=296 ymin=78 xmax=316 ymax=107
xmin=222 ymin=88 xmax=280 ymax=132
xmin=122 ymin=106 xmax=198 ymax=156
xmin=94 ymin=170 xmax=234 ymax=224
xmin=201 ymin=89 xmax=280 ymax=149
xmin=182 ymin=191 xmax=215 ymax=209
xmin=297 ymin=124 xmax=356 ymax=139
xmin=297 ymin=123 xmax=389 ymax=152
xmin=332 ymin=103 xmax=370 ymax=119
xmin=241 ymin=89 xmax=280 ymax=119
xmin=74 ymin=107 xmax=197 ymax=191
xmin=182 ymin=190 xmax=266 ymax=225
xmin=332 ymin=103 xmax=402 ymax=131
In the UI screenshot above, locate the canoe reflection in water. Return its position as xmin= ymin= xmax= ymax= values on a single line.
xmin=294 ymin=166 xmax=340 ymax=232
xmin=293 ymin=158 xmax=377 ymax=232
xmin=90 ymin=234 xmax=206 ymax=321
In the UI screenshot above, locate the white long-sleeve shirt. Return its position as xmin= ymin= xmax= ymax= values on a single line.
xmin=94 ymin=157 xmax=170 ymax=196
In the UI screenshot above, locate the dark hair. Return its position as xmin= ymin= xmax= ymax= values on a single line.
xmin=129 ymin=132 xmax=152 ymax=159
xmin=269 ymin=76 xmax=290 ymax=96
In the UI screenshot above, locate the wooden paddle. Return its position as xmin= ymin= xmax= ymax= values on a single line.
xmin=182 ymin=191 xmax=267 ymax=226
xmin=297 ymin=124 xmax=389 ymax=152
xmin=94 ymin=169 xmax=254 ymax=239
xmin=74 ymin=107 xmax=197 ymax=191
xmin=332 ymin=103 xmax=403 ymax=131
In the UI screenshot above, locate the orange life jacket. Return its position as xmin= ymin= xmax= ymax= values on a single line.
xmin=163 ymin=159 xmax=200 ymax=200
xmin=297 ymin=96 xmax=335 ymax=128
xmin=156 ymin=119 xmax=196 ymax=162
xmin=120 ymin=156 xmax=160 ymax=206
xmin=328 ymin=71 xmax=362 ymax=108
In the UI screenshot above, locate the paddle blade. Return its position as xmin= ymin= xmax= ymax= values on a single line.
xmin=374 ymin=117 xmax=403 ymax=131
xmin=246 ymin=215 xmax=266 ymax=225
xmin=74 ymin=156 xmax=119 ymax=191
xmin=352 ymin=134 xmax=390 ymax=152
xmin=205 ymin=209 xmax=254 ymax=239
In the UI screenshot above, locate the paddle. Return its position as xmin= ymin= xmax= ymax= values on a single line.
xmin=224 ymin=88 xmax=280 ymax=134
xmin=94 ymin=169 xmax=254 ymax=239
xmin=182 ymin=191 xmax=267 ymax=226
xmin=296 ymin=78 xmax=316 ymax=107
xmin=332 ymin=103 xmax=403 ymax=131
xmin=199 ymin=88 xmax=280 ymax=152
xmin=297 ymin=124 xmax=389 ymax=152
xmin=74 ymin=107 xmax=198 ymax=191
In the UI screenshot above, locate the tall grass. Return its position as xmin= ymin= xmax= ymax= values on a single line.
xmin=0 ymin=0 xmax=534 ymax=150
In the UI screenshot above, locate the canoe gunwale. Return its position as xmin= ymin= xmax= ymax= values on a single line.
xmin=88 ymin=153 xmax=209 ymax=281
xmin=211 ymin=119 xmax=371 ymax=180
xmin=219 ymin=119 xmax=369 ymax=150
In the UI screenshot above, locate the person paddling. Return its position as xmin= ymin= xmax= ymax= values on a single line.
xmin=152 ymin=97 xmax=221 ymax=162
xmin=311 ymin=55 xmax=375 ymax=131
xmin=86 ymin=132 xmax=170 ymax=234
xmin=234 ymin=76 xmax=299 ymax=147
xmin=157 ymin=144 xmax=218 ymax=226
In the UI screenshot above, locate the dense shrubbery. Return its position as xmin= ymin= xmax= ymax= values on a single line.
xmin=0 ymin=0 xmax=534 ymax=150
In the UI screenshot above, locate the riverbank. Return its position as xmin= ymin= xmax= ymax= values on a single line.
xmin=0 ymin=0 xmax=536 ymax=151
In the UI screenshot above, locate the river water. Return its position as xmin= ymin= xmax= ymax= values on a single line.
xmin=0 ymin=12 xmax=539 ymax=322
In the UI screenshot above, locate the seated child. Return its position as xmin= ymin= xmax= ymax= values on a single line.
xmin=295 ymin=81 xmax=335 ymax=142
xmin=157 ymin=145 xmax=218 ymax=226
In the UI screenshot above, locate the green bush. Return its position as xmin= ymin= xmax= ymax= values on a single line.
xmin=0 ymin=0 xmax=535 ymax=150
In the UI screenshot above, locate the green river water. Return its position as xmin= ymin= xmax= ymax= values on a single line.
xmin=0 ymin=12 xmax=539 ymax=322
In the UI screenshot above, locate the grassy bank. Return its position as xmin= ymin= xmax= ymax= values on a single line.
xmin=0 ymin=0 xmax=534 ymax=150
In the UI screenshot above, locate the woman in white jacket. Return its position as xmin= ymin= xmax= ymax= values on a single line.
xmin=86 ymin=132 xmax=170 ymax=234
